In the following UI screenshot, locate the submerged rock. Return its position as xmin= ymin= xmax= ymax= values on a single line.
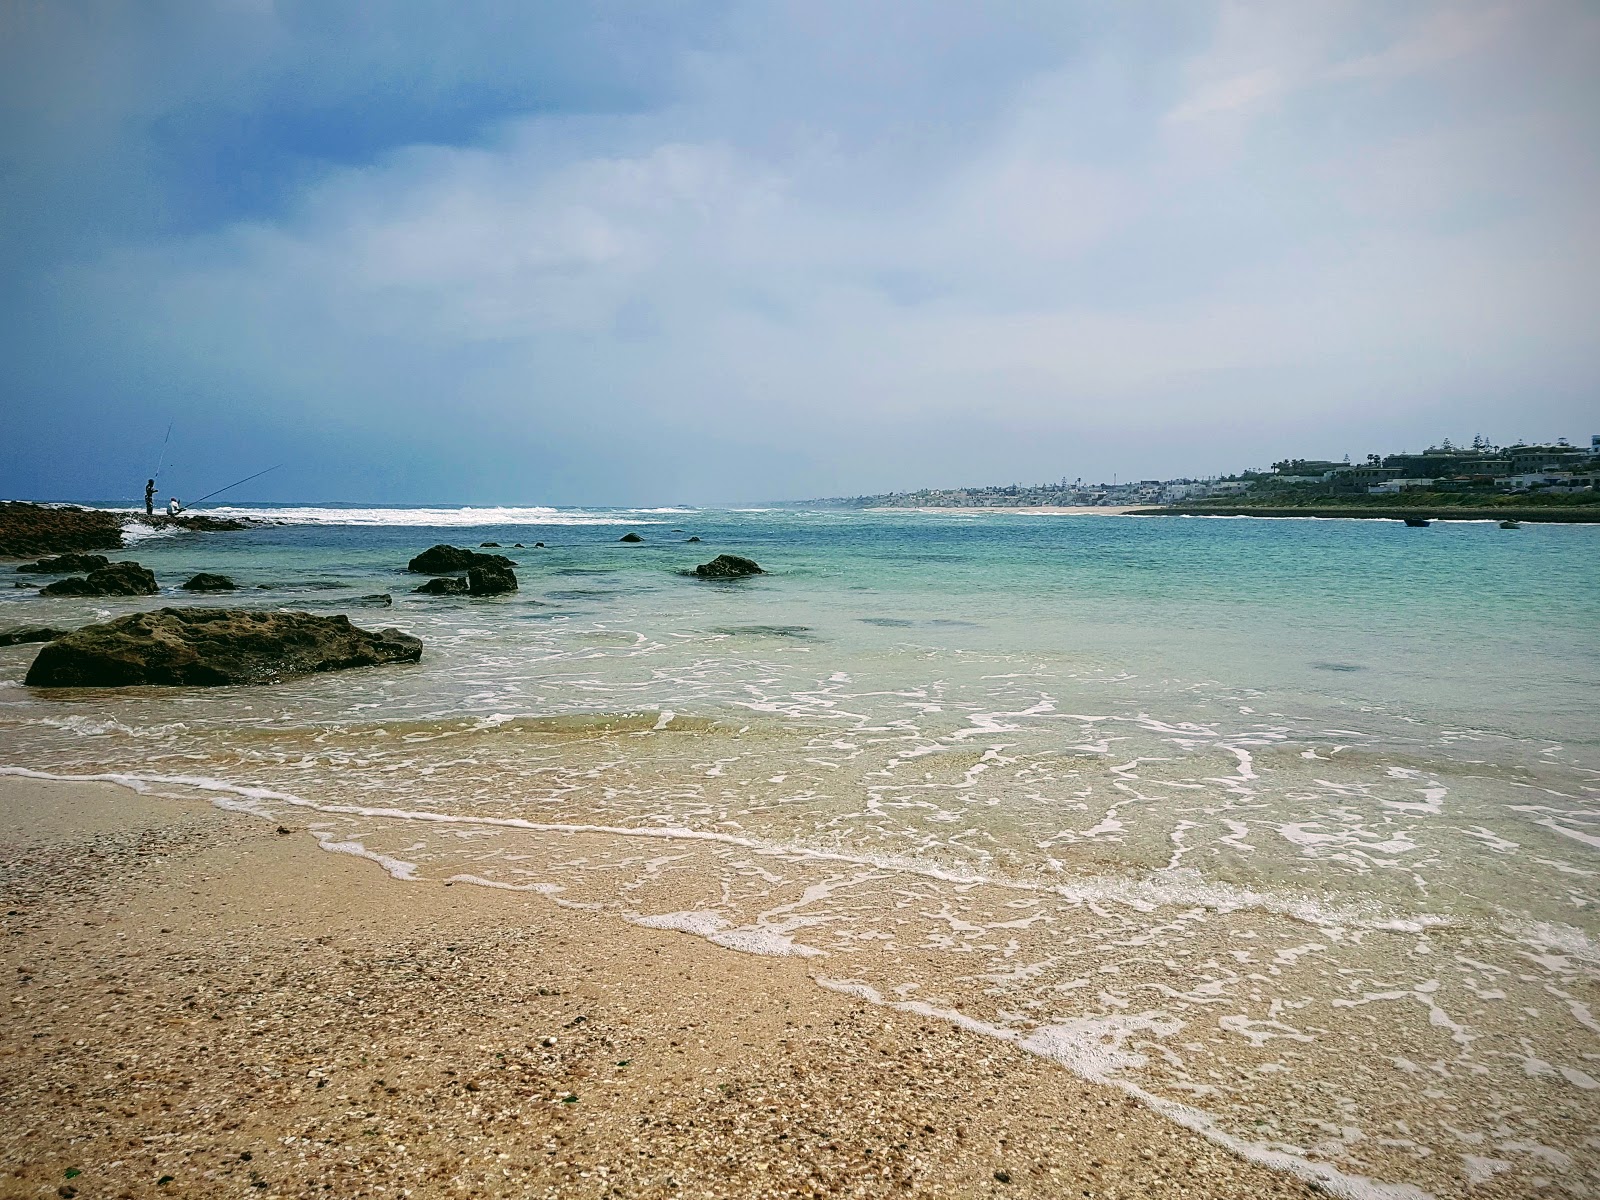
xmin=413 ymin=577 xmax=468 ymax=595
xmin=39 ymin=561 xmax=158 ymax=597
xmin=467 ymin=564 xmax=517 ymax=596
xmin=619 ymin=532 xmax=644 ymax=543
xmin=694 ymin=554 xmax=763 ymax=579
xmin=24 ymin=608 xmax=422 ymax=687
xmin=358 ymin=593 xmax=394 ymax=607
xmin=480 ymin=541 xmax=500 ymax=547
xmin=407 ymin=544 xmax=516 ymax=574
xmin=685 ymin=536 xmax=702 ymax=543
xmin=181 ymin=572 xmax=236 ymax=592
xmin=16 ymin=553 xmax=111 ymax=574
xmin=0 ymin=626 xmax=64 ymax=647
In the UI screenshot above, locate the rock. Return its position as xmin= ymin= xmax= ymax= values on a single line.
xmin=39 ymin=561 xmax=158 ymax=597
xmin=619 ymin=532 xmax=644 ymax=543
xmin=480 ymin=541 xmax=500 ymax=547
xmin=694 ymin=554 xmax=763 ymax=579
xmin=513 ymin=543 xmax=525 ymax=548
xmin=413 ymin=577 xmax=468 ymax=595
xmin=0 ymin=502 xmax=124 ymax=557
xmin=467 ymin=564 xmax=517 ymax=596
xmin=181 ymin=572 xmax=236 ymax=592
xmin=358 ymin=593 xmax=393 ymax=606
xmin=0 ymin=626 xmax=64 ymax=647
xmin=24 ymin=608 xmax=422 ymax=687
xmin=16 ymin=553 xmax=111 ymax=574
xmin=685 ymin=536 xmax=702 ymax=543
xmin=407 ymin=544 xmax=515 ymax=574
xmin=534 ymin=542 xmax=545 ymax=548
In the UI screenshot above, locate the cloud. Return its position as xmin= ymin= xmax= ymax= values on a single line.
xmin=3 ymin=1 xmax=1598 ymax=503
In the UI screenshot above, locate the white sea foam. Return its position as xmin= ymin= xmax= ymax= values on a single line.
xmin=0 ymin=766 xmax=1454 ymax=945
xmin=813 ymin=978 xmax=1434 ymax=1200
xmin=626 ymin=909 xmax=824 ymax=957
xmin=156 ymin=505 xmax=686 ymax=527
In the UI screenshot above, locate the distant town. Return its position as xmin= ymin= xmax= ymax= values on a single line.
xmin=803 ymin=435 xmax=1600 ymax=511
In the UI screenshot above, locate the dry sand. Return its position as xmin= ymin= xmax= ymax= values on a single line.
xmin=0 ymin=775 xmax=1322 ymax=1199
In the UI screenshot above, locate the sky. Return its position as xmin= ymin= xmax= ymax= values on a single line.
xmin=3 ymin=1 xmax=1597 ymax=506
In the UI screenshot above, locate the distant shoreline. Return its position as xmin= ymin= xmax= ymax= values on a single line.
xmin=865 ymin=504 xmax=1137 ymax=516
xmin=1132 ymin=505 xmax=1600 ymax=523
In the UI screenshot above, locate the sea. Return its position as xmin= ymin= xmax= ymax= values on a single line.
xmin=2 ymin=504 xmax=1597 ymax=1199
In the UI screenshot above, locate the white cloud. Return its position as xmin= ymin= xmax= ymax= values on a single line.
xmin=18 ymin=0 xmax=1600 ymax=501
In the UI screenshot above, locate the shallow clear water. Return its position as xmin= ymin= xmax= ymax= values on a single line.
xmin=3 ymin=507 xmax=1597 ymax=1198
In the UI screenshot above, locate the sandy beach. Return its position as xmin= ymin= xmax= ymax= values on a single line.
xmin=0 ymin=774 xmax=1321 ymax=1199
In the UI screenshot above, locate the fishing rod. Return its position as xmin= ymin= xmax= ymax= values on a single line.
xmin=152 ymin=422 xmax=173 ymax=481
xmin=187 ymin=464 xmax=282 ymax=507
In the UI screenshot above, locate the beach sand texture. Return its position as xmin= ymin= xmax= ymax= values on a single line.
xmin=0 ymin=775 xmax=1322 ymax=1199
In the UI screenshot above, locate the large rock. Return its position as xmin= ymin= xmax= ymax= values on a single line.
xmin=181 ymin=572 xmax=236 ymax=592
xmin=0 ymin=626 xmax=65 ymax=647
xmin=17 ymin=553 xmax=111 ymax=574
xmin=694 ymin=554 xmax=763 ymax=579
xmin=619 ymin=532 xmax=644 ymax=543
xmin=24 ymin=608 xmax=422 ymax=687
xmin=407 ymin=544 xmax=515 ymax=574
xmin=0 ymin=502 xmax=124 ymax=557
xmin=413 ymin=577 xmax=468 ymax=595
xmin=39 ymin=561 xmax=158 ymax=597
xmin=467 ymin=564 xmax=517 ymax=596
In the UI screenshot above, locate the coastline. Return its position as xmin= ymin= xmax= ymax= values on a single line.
xmin=1132 ymin=504 xmax=1600 ymax=523
xmin=1 ymin=774 xmax=1321 ymax=1199
xmin=866 ymin=505 xmax=1137 ymax=516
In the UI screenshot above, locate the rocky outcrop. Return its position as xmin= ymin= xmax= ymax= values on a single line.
xmin=132 ymin=514 xmax=253 ymax=533
xmin=181 ymin=572 xmax=236 ymax=592
xmin=694 ymin=554 xmax=763 ymax=579
xmin=413 ymin=577 xmax=468 ymax=595
xmin=39 ymin=562 xmax=159 ymax=597
xmin=0 ymin=626 xmax=64 ymax=647
xmin=467 ymin=564 xmax=517 ymax=596
xmin=17 ymin=553 xmax=111 ymax=574
xmin=24 ymin=608 xmax=422 ymax=687
xmin=0 ymin=503 xmax=124 ymax=557
xmin=407 ymin=545 xmax=516 ymax=574
xmin=620 ymin=532 xmax=644 ymax=543
xmin=685 ymin=536 xmax=702 ymax=543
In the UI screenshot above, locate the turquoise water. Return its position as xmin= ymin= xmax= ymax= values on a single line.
xmin=3 ymin=506 xmax=1597 ymax=1198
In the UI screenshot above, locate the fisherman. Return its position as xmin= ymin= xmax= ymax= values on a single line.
xmin=144 ymin=479 xmax=156 ymax=516
xmin=167 ymin=497 xmax=183 ymax=517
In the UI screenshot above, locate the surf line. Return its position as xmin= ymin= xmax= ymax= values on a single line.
xmin=0 ymin=765 xmax=1445 ymax=933
xmin=815 ymin=977 xmax=1434 ymax=1200
xmin=2 ymin=764 xmax=1446 ymax=1199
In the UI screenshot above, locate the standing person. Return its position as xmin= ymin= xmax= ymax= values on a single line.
xmin=144 ymin=479 xmax=156 ymax=516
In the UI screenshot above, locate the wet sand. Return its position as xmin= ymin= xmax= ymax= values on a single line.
xmin=0 ymin=775 xmax=1323 ymax=1199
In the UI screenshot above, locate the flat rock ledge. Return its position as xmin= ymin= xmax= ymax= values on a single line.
xmin=24 ymin=608 xmax=422 ymax=687
xmin=0 ymin=503 xmax=124 ymax=557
